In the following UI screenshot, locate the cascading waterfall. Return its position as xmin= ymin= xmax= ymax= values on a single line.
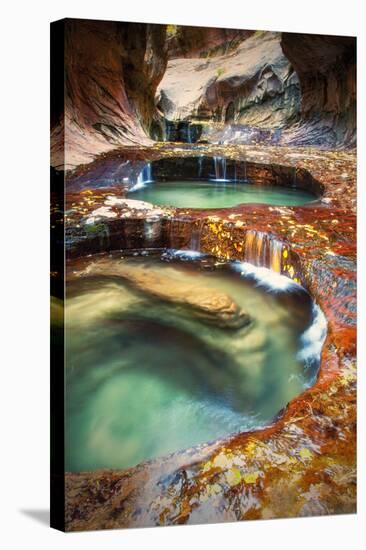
xmin=187 ymin=124 xmax=192 ymax=144
xmin=198 ymin=156 xmax=204 ymax=178
xmin=244 ymin=230 xmax=283 ymax=273
xmin=138 ymin=162 xmax=152 ymax=185
xmin=189 ymin=220 xmax=204 ymax=251
xmin=129 ymin=163 xmax=153 ymax=192
xmin=213 ymin=156 xmax=228 ymax=181
xmin=270 ymin=239 xmax=283 ymax=273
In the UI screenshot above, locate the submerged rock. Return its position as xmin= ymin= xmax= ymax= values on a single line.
xmin=81 ymin=259 xmax=251 ymax=329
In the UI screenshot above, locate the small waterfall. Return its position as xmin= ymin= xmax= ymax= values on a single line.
xmin=270 ymin=239 xmax=282 ymax=273
xmin=244 ymin=230 xmax=283 ymax=273
xmin=213 ymin=157 xmax=228 ymax=181
xmin=162 ymin=119 xmax=167 ymax=142
xmin=190 ymin=220 xmax=203 ymax=251
xmin=187 ymin=124 xmax=192 ymax=144
xmin=198 ymin=156 xmax=204 ymax=178
xmin=129 ymin=163 xmax=153 ymax=192
xmin=138 ymin=162 xmax=152 ymax=184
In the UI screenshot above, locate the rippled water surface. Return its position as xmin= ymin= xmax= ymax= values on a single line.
xmin=64 ymin=252 xmax=323 ymax=472
xmin=127 ymin=180 xmax=316 ymax=208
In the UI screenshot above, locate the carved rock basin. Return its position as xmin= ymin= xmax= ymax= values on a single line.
xmin=127 ymin=179 xmax=316 ymax=208
xmin=64 ymin=249 xmax=326 ymax=472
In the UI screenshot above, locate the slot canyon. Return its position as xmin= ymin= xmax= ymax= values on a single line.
xmin=51 ymin=19 xmax=356 ymax=530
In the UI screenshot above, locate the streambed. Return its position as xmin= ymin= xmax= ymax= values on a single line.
xmin=64 ymin=250 xmax=326 ymax=472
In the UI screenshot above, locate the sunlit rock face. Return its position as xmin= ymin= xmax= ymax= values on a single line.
xmin=51 ymin=19 xmax=168 ymax=169
xmin=157 ymin=32 xmax=300 ymax=129
xmin=157 ymin=30 xmax=356 ymax=148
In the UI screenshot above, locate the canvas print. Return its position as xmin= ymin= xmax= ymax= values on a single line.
xmin=50 ymin=19 xmax=356 ymax=531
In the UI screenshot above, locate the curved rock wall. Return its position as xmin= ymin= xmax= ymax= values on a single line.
xmin=51 ymin=21 xmax=356 ymax=170
xmin=51 ymin=19 xmax=167 ymax=169
xmin=157 ymin=32 xmax=300 ymax=128
xmin=280 ymin=33 xmax=356 ymax=147
xmin=157 ymin=30 xmax=356 ymax=148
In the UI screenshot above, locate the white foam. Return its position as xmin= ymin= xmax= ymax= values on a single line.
xmin=128 ymin=180 xmax=154 ymax=193
xmin=168 ymin=249 xmax=206 ymax=260
xmin=297 ymin=303 xmax=327 ymax=365
xmin=232 ymin=261 xmax=301 ymax=292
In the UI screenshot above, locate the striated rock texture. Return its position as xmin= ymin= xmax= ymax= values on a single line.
xmin=157 ymin=30 xmax=356 ymax=148
xmin=280 ymin=33 xmax=356 ymax=147
xmin=51 ymin=21 xmax=356 ymax=170
xmin=157 ymin=32 xmax=300 ymax=128
xmin=51 ymin=19 xmax=167 ymax=169
xmin=61 ymin=144 xmax=356 ymax=530
xmin=166 ymin=25 xmax=253 ymax=59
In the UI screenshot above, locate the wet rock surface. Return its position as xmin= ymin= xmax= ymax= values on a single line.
xmin=77 ymin=258 xmax=251 ymax=329
xmin=59 ymin=142 xmax=356 ymax=530
xmin=52 ymin=15 xmax=356 ymax=534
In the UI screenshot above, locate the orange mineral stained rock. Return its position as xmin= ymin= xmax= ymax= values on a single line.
xmin=63 ymin=143 xmax=356 ymax=530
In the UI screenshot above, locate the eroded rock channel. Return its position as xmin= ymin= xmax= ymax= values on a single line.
xmin=50 ymin=20 xmax=356 ymax=530
xmin=64 ymin=250 xmax=325 ymax=472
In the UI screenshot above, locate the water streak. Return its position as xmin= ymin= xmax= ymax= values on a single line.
xmin=187 ymin=124 xmax=192 ymax=144
xmin=297 ymin=303 xmax=327 ymax=369
xmin=213 ymin=157 xmax=228 ymax=182
xmin=190 ymin=220 xmax=204 ymax=251
xmin=244 ymin=230 xmax=283 ymax=273
xmin=233 ymin=262 xmax=300 ymax=292
xmin=129 ymin=163 xmax=153 ymax=192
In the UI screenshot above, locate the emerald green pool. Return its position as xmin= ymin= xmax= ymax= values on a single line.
xmin=127 ymin=180 xmax=316 ymax=208
xmin=64 ymin=251 xmax=324 ymax=472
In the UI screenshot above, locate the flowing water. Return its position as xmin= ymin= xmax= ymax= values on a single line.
xmin=64 ymin=251 xmax=325 ymax=472
xmin=127 ymin=180 xmax=315 ymax=208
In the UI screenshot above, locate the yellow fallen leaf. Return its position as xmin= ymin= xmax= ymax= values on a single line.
xmin=299 ymin=448 xmax=313 ymax=460
xmin=202 ymin=461 xmax=212 ymax=473
xmin=226 ymin=468 xmax=242 ymax=486
xmin=245 ymin=441 xmax=257 ymax=454
xmin=243 ymin=471 xmax=260 ymax=484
